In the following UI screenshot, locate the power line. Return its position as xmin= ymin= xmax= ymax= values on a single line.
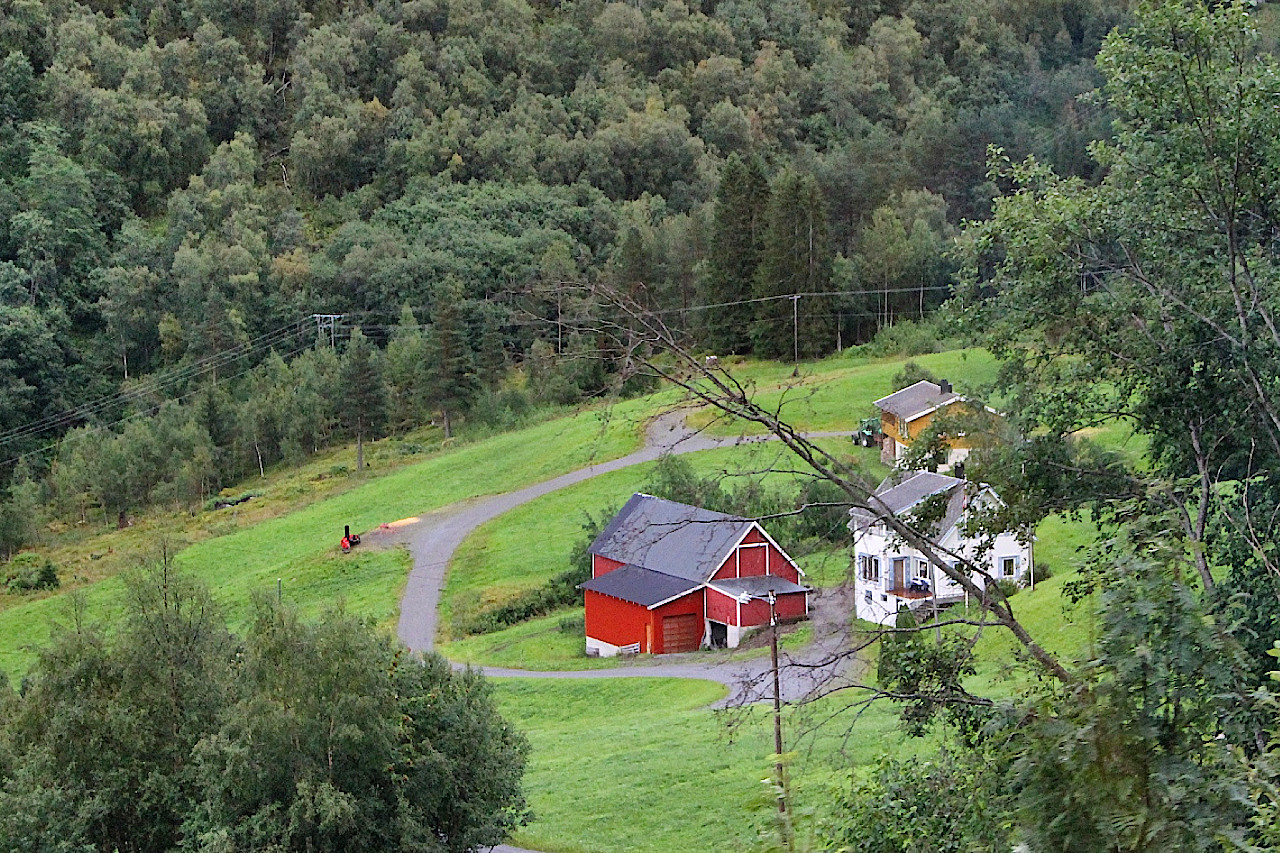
xmin=0 ymin=318 xmax=309 ymax=451
xmin=0 ymin=335 xmax=318 ymax=469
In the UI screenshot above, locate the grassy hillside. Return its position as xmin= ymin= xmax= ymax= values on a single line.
xmin=0 ymin=398 xmax=658 ymax=677
xmin=690 ymin=348 xmax=1000 ymax=435
xmin=0 ymin=346 xmax=1109 ymax=853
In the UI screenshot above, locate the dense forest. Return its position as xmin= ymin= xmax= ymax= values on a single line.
xmin=0 ymin=0 xmax=1129 ymax=538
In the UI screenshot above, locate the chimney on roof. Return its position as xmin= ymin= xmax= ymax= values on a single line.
xmin=939 ymin=379 xmax=953 ymax=395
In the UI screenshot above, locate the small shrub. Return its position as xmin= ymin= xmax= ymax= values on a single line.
xmin=993 ymin=578 xmax=1019 ymax=600
xmin=558 ymin=614 xmax=584 ymax=635
xmin=1022 ymin=560 xmax=1052 ymax=587
xmin=867 ymin=320 xmax=943 ymax=357
xmin=5 ymin=553 xmax=59 ymax=593
xmin=891 ymin=361 xmax=938 ymax=392
xmin=203 ymin=490 xmax=263 ymax=512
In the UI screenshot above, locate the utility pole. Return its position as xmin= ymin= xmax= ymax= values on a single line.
xmin=791 ymin=295 xmax=800 ymax=363
xmin=767 ymin=588 xmax=786 ymax=819
xmin=312 ymin=313 xmax=345 ymax=347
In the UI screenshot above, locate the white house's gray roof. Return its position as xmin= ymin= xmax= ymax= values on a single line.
xmin=873 ymin=380 xmax=961 ymax=421
xmin=848 ymin=471 xmax=970 ymax=535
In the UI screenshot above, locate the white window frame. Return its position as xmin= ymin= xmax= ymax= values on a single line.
xmin=858 ymin=554 xmax=881 ymax=583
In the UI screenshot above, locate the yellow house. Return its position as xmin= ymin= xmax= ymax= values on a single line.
xmin=874 ymin=379 xmax=975 ymax=468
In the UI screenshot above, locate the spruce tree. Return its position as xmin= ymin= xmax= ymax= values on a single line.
xmin=385 ymin=303 xmax=430 ymax=432
xmin=425 ymin=281 xmax=478 ymax=439
xmin=338 ymin=327 xmax=385 ymax=470
xmin=700 ymin=154 xmax=770 ymax=354
xmin=751 ymin=169 xmax=833 ymax=360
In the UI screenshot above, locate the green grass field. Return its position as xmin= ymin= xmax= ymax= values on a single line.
xmin=494 ymin=677 xmax=913 ymax=853
xmin=0 ymin=345 xmax=1114 ymax=853
xmin=690 ymin=348 xmax=1000 ymax=435
xmin=0 ymin=399 xmax=655 ymax=677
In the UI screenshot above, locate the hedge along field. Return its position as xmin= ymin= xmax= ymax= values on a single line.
xmin=690 ymin=348 xmax=1000 ymax=436
xmin=493 ymin=678 xmax=915 ymax=853
xmin=0 ymin=399 xmax=658 ymax=678
xmin=439 ymin=438 xmax=877 ymax=669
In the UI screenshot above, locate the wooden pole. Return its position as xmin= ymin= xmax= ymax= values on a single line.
xmin=769 ymin=589 xmax=785 ymax=816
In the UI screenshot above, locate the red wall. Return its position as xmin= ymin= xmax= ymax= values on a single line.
xmin=710 ymin=525 xmax=802 ymax=585
xmin=584 ymin=590 xmax=651 ymax=649
xmin=650 ymin=592 xmax=705 ymax=654
xmin=775 ymin=590 xmax=808 ymax=620
xmin=737 ymin=590 xmax=808 ymax=627
xmin=585 ymin=590 xmax=706 ymax=653
xmin=706 ymin=587 xmax=739 ymax=626
xmin=592 ymin=554 xmax=626 ymax=578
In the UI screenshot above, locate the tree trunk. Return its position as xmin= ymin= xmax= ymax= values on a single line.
xmin=442 ymin=407 xmax=453 ymax=439
xmin=356 ymin=431 xmax=364 ymax=471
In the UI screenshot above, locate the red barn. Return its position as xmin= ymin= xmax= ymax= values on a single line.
xmin=579 ymin=493 xmax=809 ymax=656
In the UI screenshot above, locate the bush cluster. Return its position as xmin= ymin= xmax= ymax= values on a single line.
xmin=3 ymin=553 xmax=58 ymax=593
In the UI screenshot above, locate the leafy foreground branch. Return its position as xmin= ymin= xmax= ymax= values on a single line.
xmin=0 ymin=555 xmax=529 ymax=853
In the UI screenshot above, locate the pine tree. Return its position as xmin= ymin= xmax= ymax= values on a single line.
xmin=700 ymin=154 xmax=770 ymax=354
xmin=425 ymin=282 xmax=477 ymax=439
xmin=752 ymin=169 xmax=833 ymax=360
xmin=338 ymin=328 xmax=385 ymax=470
xmin=384 ymin=303 xmax=430 ymax=432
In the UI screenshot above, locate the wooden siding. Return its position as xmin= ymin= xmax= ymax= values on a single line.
xmin=885 ymin=402 xmax=974 ymax=453
xmin=584 ymin=589 xmax=705 ymax=654
xmin=711 ymin=525 xmax=801 ymax=583
xmin=706 ymin=586 xmax=740 ymax=626
xmin=739 ymin=590 xmax=808 ymax=626
xmin=584 ymin=590 xmax=651 ymax=650
xmin=592 ymin=554 xmax=626 ymax=578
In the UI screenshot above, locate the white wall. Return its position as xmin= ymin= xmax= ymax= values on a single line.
xmin=852 ymin=518 xmax=1031 ymax=627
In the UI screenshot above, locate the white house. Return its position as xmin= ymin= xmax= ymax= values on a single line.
xmin=848 ymin=470 xmax=1033 ymax=626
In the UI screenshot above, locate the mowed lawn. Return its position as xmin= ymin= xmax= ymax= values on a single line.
xmin=440 ymin=439 xmax=878 ymax=668
xmin=0 ymin=400 xmax=655 ymax=677
xmin=494 ymin=677 xmax=911 ymax=853
xmin=690 ymin=348 xmax=1000 ymax=435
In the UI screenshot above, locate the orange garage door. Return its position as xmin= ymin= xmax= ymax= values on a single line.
xmin=662 ymin=614 xmax=701 ymax=653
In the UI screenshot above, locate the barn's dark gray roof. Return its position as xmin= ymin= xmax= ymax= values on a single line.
xmin=589 ymin=493 xmax=753 ymax=583
xmin=579 ymin=565 xmax=702 ymax=608
xmin=873 ymin=380 xmax=961 ymax=421
xmin=707 ymin=575 xmax=808 ymax=600
xmin=848 ymin=471 xmax=967 ymax=533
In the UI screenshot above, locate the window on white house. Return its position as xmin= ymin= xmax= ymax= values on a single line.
xmin=858 ymin=554 xmax=881 ymax=583
xmin=1000 ymin=555 xmax=1018 ymax=577
xmin=914 ymin=560 xmax=930 ymax=580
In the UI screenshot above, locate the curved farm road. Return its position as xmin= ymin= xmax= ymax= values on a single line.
xmin=390 ymin=412 xmax=862 ymax=853
xmin=392 ymin=410 xmax=861 ymax=703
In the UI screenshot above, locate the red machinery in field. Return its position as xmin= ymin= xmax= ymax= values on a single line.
xmin=340 ymin=524 xmax=361 ymax=553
